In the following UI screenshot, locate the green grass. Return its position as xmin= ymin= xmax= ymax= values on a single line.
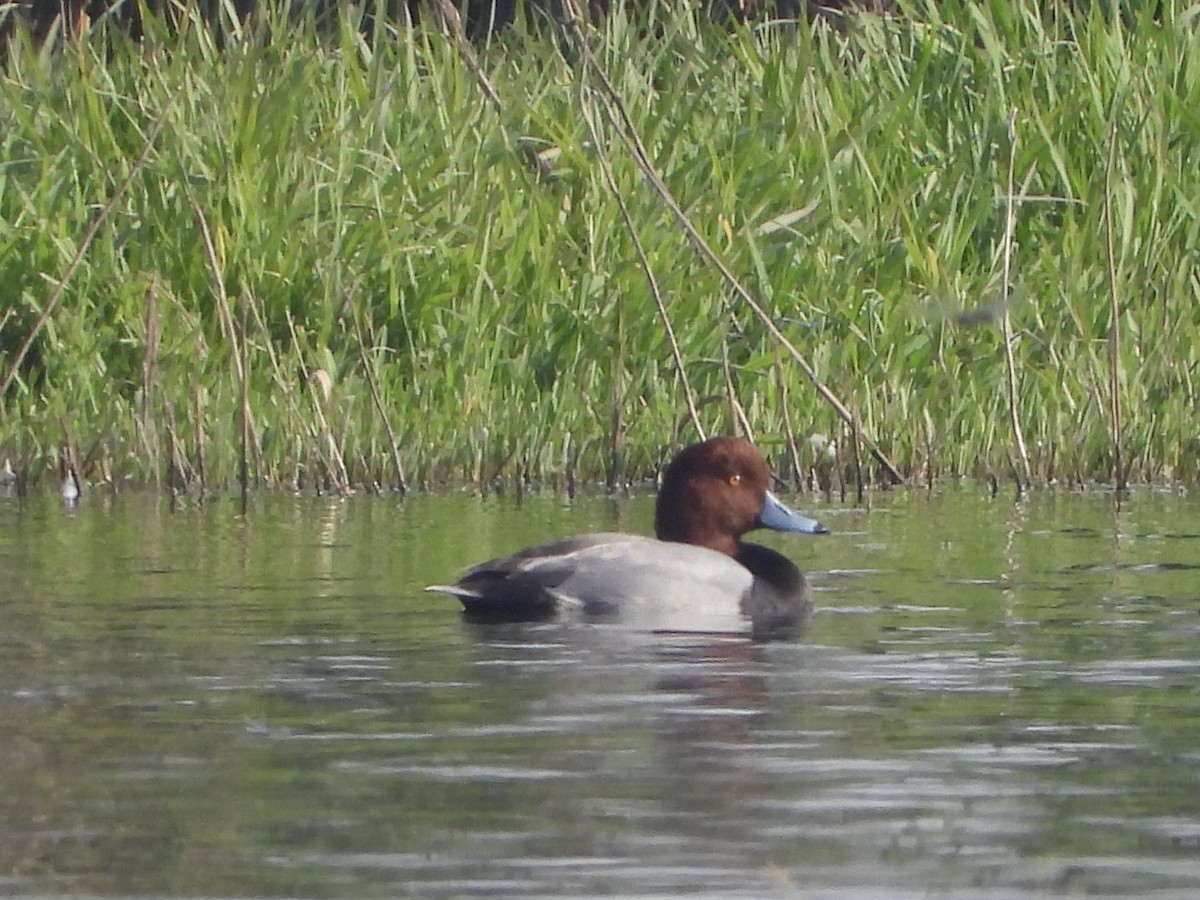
xmin=1 ymin=0 xmax=1199 ymax=493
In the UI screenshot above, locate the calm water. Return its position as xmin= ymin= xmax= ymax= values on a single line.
xmin=2 ymin=484 xmax=1200 ymax=898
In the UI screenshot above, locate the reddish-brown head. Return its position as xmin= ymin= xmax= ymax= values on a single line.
xmin=654 ymin=437 xmax=825 ymax=557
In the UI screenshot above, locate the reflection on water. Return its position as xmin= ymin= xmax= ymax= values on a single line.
xmin=1 ymin=488 xmax=1200 ymax=897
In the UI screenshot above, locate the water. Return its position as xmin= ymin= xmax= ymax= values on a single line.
xmin=2 ymin=485 xmax=1199 ymax=898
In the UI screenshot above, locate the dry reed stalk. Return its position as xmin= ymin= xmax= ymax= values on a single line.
xmin=192 ymin=384 xmax=206 ymax=495
xmin=284 ymin=309 xmax=350 ymax=493
xmin=0 ymin=309 xmax=13 ymax=397
xmin=720 ymin=337 xmax=753 ymax=441
xmin=557 ymin=0 xmax=903 ymax=483
xmin=163 ymin=402 xmax=191 ymax=496
xmin=575 ymin=85 xmax=707 ymax=441
xmin=1 ymin=92 xmax=177 ymax=398
xmin=1000 ymin=110 xmax=1031 ymax=493
xmin=140 ymin=278 xmax=160 ymax=486
xmin=425 ymin=0 xmax=555 ymax=180
xmin=923 ymin=408 xmax=935 ymax=491
xmin=425 ymin=0 xmax=500 ymax=110
xmin=352 ymin=309 xmax=408 ymax=494
xmin=851 ymin=409 xmax=865 ymax=507
xmin=190 ymin=198 xmax=242 ymax=383
xmin=238 ymin=291 xmax=249 ymax=513
xmin=190 ymin=198 xmax=263 ymax=487
xmin=608 ymin=405 xmax=626 ymax=490
xmin=609 ymin=288 xmax=627 ymax=491
xmin=1103 ymin=115 xmax=1126 ymax=492
xmin=776 ymin=358 xmax=804 ymax=491
xmin=244 ymin=290 xmax=329 ymax=484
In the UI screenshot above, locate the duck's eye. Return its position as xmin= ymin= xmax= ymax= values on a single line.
xmin=728 ymin=474 xmax=741 ymax=487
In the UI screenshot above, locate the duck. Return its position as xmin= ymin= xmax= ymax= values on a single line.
xmin=427 ymin=436 xmax=828 ymax=639
xmin=58 ymin=444 xmax=81 ymax=504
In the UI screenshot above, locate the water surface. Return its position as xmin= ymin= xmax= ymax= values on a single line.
xmin=2 ymin=485 xmax=1199 ymax=898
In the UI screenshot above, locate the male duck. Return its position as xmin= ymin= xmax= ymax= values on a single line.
xmin=428 ymin=437 xmax=828 ymax=639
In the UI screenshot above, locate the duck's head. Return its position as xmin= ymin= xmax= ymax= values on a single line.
xmin=655 ymin=436 xmax=827 ymax=557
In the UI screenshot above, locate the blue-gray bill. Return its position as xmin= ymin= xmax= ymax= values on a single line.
xmin=757 ymin=490 xmax=827 ymax=535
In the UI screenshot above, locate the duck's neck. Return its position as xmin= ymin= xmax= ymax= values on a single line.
xmin=655 ymin=472 xmax=742 ymax=557
xmin=657 ymin=513 xmax=740 ymax=557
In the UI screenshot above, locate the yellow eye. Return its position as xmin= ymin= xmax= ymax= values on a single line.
xmin=728 ymin=474 xmax=741 ymax=487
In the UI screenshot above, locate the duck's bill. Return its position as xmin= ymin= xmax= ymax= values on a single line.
xmin=758 ymin=490 xmax=828 ymax=535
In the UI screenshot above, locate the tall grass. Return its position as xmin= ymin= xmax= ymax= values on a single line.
xmin=1 ymin=0 xmax=1198 ymax=494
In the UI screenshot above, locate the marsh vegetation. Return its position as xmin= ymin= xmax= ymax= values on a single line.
xmin=1 ymin=0 xmax=1197 ymax=495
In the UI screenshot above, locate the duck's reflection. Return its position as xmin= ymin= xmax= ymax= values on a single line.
xmin=461 ymin=618 xmax=783 ymax=792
